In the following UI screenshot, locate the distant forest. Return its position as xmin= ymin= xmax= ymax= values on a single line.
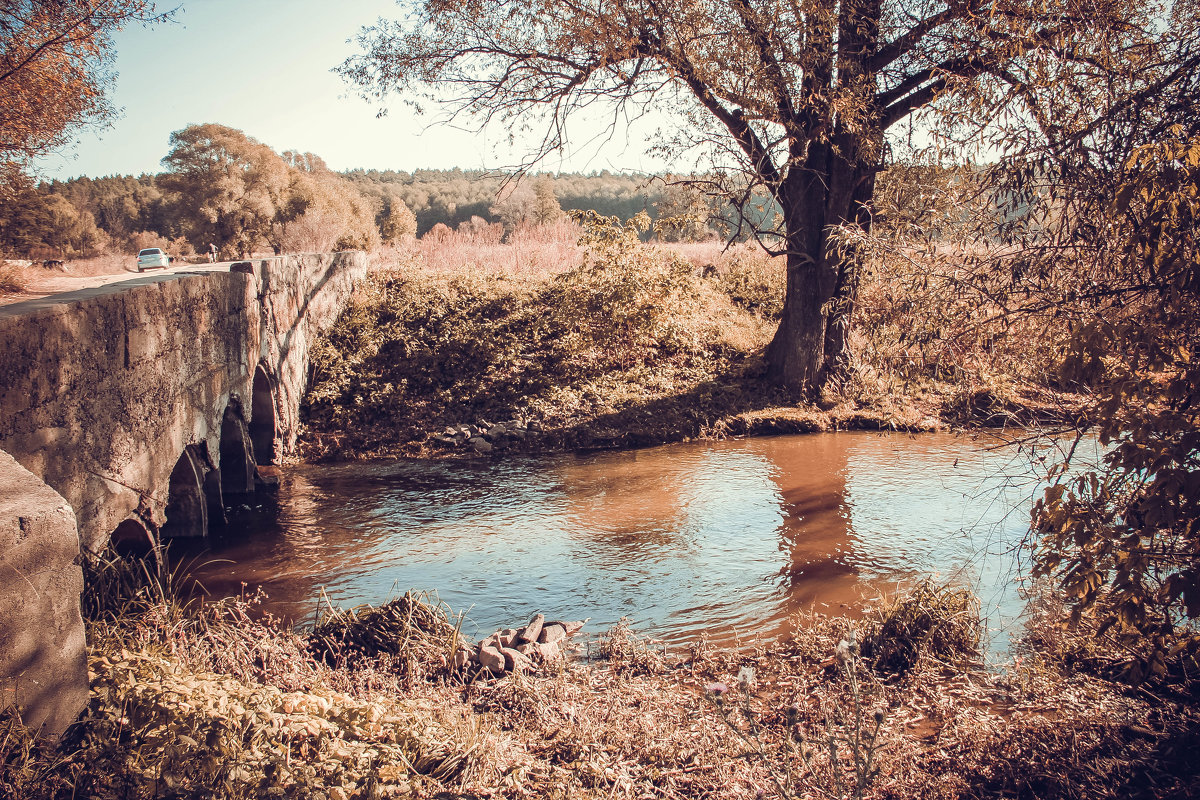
xmin=0 ymin=159 xmax=722 ymax=260
xmin=345 ymin=169 xmax=667 ymax=236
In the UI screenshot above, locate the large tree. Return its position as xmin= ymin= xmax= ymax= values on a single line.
xmin=340 ymin=0 xmax=1149 ymax=392
xmin=160 ymin=124 xmax=293 ymax=258
xmin=0 ymin=0 xmax=168 ymax=195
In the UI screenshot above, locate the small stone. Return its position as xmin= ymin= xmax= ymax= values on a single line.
xmin=487 ymin=424 xmax=507 ymax=439
xmin=479 ymin=633 xmax=500 ymax=650
xmin=549 ymin=619 xmax=587 ymax=637
xmin=516 ymin=642 xmax=538 ymax=656
xmin=469 ymin=437 xmax=493 ymax=453
xmin=497 ymin=628 xmax=519 ymax=647
xmin=478 ymin=645 xmax=506 ymax=673
xmin=453 ymin=647 xmax=475 ymax=670
xmin=520 ymin=613 xmax=545 ymax=644
xmin=536 ymin=641 xmax=562 ymax=661
xmin=501 ymin=647 xmax=533 ymax=673
xmin=539 ymin=624 xmax=567 ymax=644
xmin=508 ymin=428 xmax=527 ymax=440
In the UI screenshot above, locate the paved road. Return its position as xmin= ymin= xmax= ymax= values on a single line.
xmin=0 ymin=262 xmax=240 ymax=319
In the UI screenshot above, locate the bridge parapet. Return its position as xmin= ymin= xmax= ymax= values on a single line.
xmin=0 ymin=251 xmax=366 ymax=735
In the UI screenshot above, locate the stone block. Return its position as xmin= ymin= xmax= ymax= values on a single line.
xmin=501 ymin=647 xmax=532 ymax=673
xmin=538 ymin=624 xmax=567 ymax=644
xmin=0 ymin=450 xmax=87 ymax=739
xmin=478 ymin=645 xmax=506 ymax=673
xmin=519 ymin=613 xmax=544 ymax=644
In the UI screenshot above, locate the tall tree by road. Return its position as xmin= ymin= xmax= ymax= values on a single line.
xmin=340 ymin=0 xmax=1152 ymax=392
xmin=160 ymin=124 xmax=293 ymax=258
xmin=0 ymin=0 xmax=168 ymax=196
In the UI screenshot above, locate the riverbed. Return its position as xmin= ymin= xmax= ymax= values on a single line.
xmin=182 ymin=431 xmax=1094 ymax=654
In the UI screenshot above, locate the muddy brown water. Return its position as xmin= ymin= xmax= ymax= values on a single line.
xmin=180 ymin=431 xmax=1098 ymax=655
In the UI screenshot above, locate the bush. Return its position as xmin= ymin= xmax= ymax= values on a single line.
xmin=862 ymin=578 xmax=982 ymax=675
xmin=0 ymin=263 xmax=26 ymax=293
xmin=712 ymin=245 xmax=783 ymax=318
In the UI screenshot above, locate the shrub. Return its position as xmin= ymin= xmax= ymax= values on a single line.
xmin=0 ymin=263 xmax=26 ymax=293
xmin=861 ymin=578 xmax=982 ymax=675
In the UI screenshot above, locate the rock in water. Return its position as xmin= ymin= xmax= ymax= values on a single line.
xmin=549 ymin=619 xmax=587 ymax=637
xmin=519 ymin=613 xmax=545 ymax=644
xmin=539 ymin=624 xmax=567 ymax=644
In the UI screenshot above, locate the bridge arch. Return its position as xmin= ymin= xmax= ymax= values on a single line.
xmin=109 ymin=516 xmax=157 ymax=559
xmin=249 ymin=364 xmax=279 ymax=465
xmin=220 ymin=398 xmax=258 ymax=498
xmin=161 ymin=445 xmax=213 ymax=541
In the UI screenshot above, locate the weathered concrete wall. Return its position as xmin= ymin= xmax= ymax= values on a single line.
xmin=0 ymin=252 xmax=365 ymax=735
xmin=0 ymin=252 xmax=366 ymax=553
xmin=0 ymin=450 xmax=87 ymax=738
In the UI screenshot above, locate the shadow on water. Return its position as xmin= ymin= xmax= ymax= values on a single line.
xmin=177 ymin=431 xmax=1094 ymax=654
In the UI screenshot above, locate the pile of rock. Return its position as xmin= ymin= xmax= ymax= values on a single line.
xmin=453 ymin=613 xmax=586 ymax=675
xmin=431 ymin=417 xmax=540 ymax=453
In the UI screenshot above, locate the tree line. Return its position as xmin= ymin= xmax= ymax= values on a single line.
xmin=0 ymin=124 xmax=747 ymax=260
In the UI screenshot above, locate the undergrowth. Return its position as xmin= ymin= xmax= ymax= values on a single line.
xmin=302 ymin=213 xmax=778 ymax=460
xmin=301 ymin=214 xmax=1081 ymax=461
xmin=4 ymin=556 xmax=1197 ymax=799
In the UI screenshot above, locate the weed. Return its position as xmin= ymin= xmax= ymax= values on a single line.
xmin=705 ymin=635 xmax=889 ymax=800
xmin=307 ymin=591 xmax=468 ymax=679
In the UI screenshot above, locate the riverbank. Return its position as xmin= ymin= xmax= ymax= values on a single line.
xmin=298 ymin=224 xmax=1083 ymax=463
xmin=4 ymin=574 xmax=1196 ymax=800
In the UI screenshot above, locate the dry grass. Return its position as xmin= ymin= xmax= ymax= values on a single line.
xmin=62 ymin=252 xmax=141 ymax=277
xmin=4 ymin=563 xmax=1197 ymax=800
xmin=0 ymin=263 xmax=26 ymax=294
xmin=862 ymin=578 xmax=983 ymax=676
xmin=380 ymin=217 xmax=584 ymax=278
xmin=307 ymin=592 xmax=468 ymax=678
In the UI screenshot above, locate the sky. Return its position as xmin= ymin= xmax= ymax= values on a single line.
xmin=35 ymin=0 xmax=671 ymax=181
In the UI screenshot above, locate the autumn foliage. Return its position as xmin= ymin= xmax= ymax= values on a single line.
xmin=0 ymin=1 xmax=169 ymax=195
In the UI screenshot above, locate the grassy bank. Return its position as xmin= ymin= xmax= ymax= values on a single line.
xmin=299 ymin=217 xmax=1081 ymax=462
xmin=4 ymin=562 xmax=1197 ymax=800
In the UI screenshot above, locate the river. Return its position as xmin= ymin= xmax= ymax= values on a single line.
xmin=181 ymin=431 xmax=1095 ymax=655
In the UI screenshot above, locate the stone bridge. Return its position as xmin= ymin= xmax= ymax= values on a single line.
xmin=0 ymin=252 xmax=367 ymax=735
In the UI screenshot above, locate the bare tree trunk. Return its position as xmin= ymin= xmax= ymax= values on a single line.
xmin=764 ymin=154 xmax=860 ymax=395
xmin=822 ymin=164 xmax=878 ymax=378
xmin=765 ymin=249 xmax=836 ymax=392
xmin=765 ymin=197 xmax=839 ymax=393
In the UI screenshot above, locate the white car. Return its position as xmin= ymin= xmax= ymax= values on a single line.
xmin=136 ymin=248 xmax=170 ymax=271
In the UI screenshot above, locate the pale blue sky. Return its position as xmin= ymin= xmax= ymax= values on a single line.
xmin=36 ymin=0 xmax=669 ymax=180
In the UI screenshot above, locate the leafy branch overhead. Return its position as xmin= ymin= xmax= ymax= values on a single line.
xmin=0 ymin=1 xmax=172 ymax=195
